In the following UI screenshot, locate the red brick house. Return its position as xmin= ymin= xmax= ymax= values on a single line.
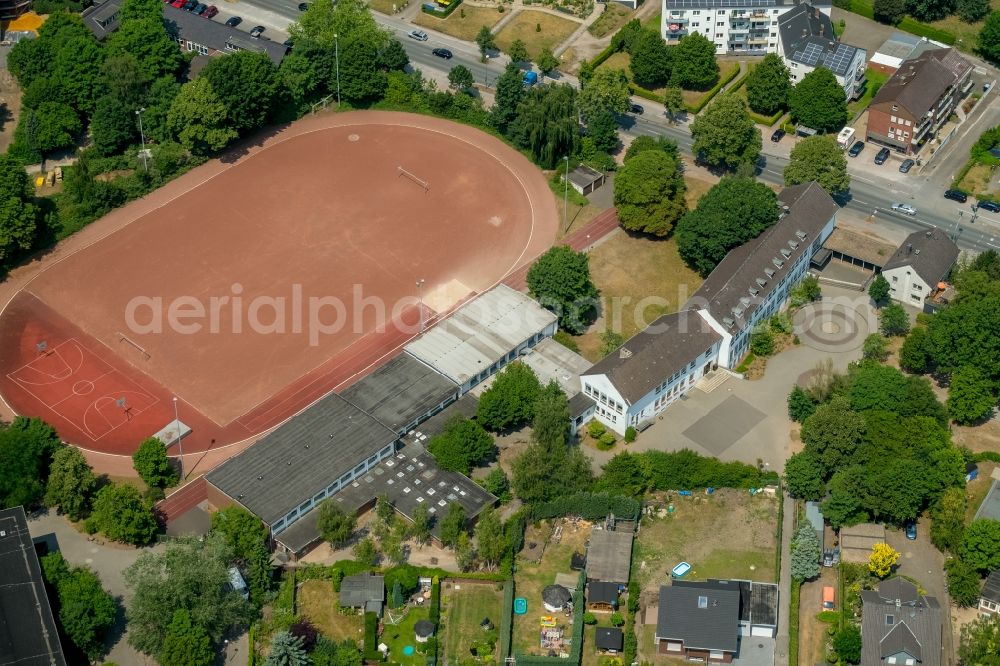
xmin=866 ymin=48 xmax=972 ymax=155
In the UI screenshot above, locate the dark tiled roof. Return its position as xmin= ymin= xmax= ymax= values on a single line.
xmin=0 ymin=507 xmax=67 ymax=666
xmin=882 ymin=227 xmax=959 ymax=286
xmin=81 ymin=0 xmax=122 ymax=40
xmin=872 ymin=48 xmax=971 ymax=118
xmin=860 ymin=577 xmax=942 ymax=666
xmin=340 ymin=574 xmax=384 ymax=607
xmin=162 ymin=5 xmax=287 ymax=65
xmin=587 ymin=581 xmax=620 ymax=606
xmin=877 ymin=577 xmax=920 ymax=605
xmin=778 ymin=4 xmax=863 ymax=77
xmin=583 ymin=310 xmax=721 ymax=404
xmin=206 ymin=392 xmax=398 ymax=524
xmin=657 ymin=585 xmax=740 ymax=653
xmin=690 ymin=182 xmax=838 ymax=335
xmin=340 ymin=354 xmax=458 ymax=435
xmin=596 ymin=627 xmax=624 ymax=651
xmin=982 ymin=570 xmax=1000 ymax=604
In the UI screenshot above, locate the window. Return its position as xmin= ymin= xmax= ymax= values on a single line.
xmin=913 ymin=284 xmax=922 ymax=291
xmin=887 ymin=659 xmax=896 ymax=665
xmin=716 ymin=33 xmax=723 ymax=38
xmin=718 ymin=9 xmax=725 ymax=13
xmin=892 ymin=104 xmax=899 ymax=112
xmin=891 ymin=115 xmax=897 ymax=122
xmin=693 ymin=10 xmax=700 ymax=14
xmin=666 ymin=642 xmax=682 ymax=652
xmin=709 ymin=652 xmax=724 ymax=661
xmin=717 ymin=21 xmax=724 ymax=26
xmin=886 ymin=615 xmax=895 ymax=626
xmin=299 ymin=500 xmax=311 ymax=511
xmin=892 ymin=276 xmax=898 ymax=283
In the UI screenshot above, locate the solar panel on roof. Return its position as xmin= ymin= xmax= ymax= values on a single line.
xmin=795 ymin=42 xmax=823 ymax=66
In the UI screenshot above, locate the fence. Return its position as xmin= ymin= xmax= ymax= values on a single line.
xmin=500 ymin=579 xmax=515 ymax=660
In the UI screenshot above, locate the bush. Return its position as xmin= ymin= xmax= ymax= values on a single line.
xmin=623 ymin=426 xmax=636 ymax=443
xmin=610 ymin=611 xmax=624 ymax=626
xmin=750 ymin=326 xmax=775 ymax=356
xmin=530 ymin=492 xmax=641 ymax=522
xmin=587 ymin=420 xmax=606 ymax=439
xmin=583 ymin=612 xmax=597 ymax=625
xmin=597 ymin=432 xmax=616 ymax=450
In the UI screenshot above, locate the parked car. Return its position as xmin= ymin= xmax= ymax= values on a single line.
xmin=629 ymin=103 xmax=644 ymax=115
xmin=225 ymin=15 xmax=241 ymax=25
xmin=944 ymin=188 xmax=969 ymax=203
xmin=193 ymin=3 xmax=207 ymax=14
xmin=874 ymin=147 xmax=890 ymax=165
xmin=823 ymin=548 xmax=840 ymax=567
xmin=431 ymin=48 xmax=452 ymax=59
xmin=283 ymin=37 xmax=294 ymax=49
xmin=202 ymin=4 xmax=218 ymax=17
xmin=978 ymin=199 xmax=1000 ymax=213
xmin=822 ymin=586 xmax=835 ymax=610
xmin=407 ymin=29 xmax=428 ymax=41
xmin=249 ymin=25 xmax=265 ymax=38
xmin=891 ymin=202 xmax=917 ymax=216
xmin=298 ymin=1 xmax=309 ymax=9
xmin=848 ymin=140 xmax=865 ymax=157
xmin=170 ymin=0 xmax=186 ymax=7
xmin=905 ymin=522 xmax=917 ymax=540
xmin=771 ymin=128 xmax=785 ymax=143
xmin=899 ymin=158 xmax=915 ymax=173
xmin=182 ymin=0 xmax=197 ymax=10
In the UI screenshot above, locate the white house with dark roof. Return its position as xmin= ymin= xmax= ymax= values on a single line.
xmin=777 ymin=3 xmax=867 ymax=99
xmin=691 ymin=181 xmax=838 ymax=368
xmin=881 ymin=228 xmax=959 ymax=307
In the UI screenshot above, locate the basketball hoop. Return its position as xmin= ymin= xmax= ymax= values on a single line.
xmin=36 ymin=340 xmax=48 ymax=355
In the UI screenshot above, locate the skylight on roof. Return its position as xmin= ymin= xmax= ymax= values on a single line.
xmin=698 ymin=596 xmax=708 ymax=609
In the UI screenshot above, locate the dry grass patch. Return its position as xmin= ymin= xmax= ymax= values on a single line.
xmin=958 ymin=162 xmax=996 ymax=197
xmin=494 ymin=10 xmax=580 ymax=60
xmin=413 ymin=5 xmax=502 ymax=41
xmin=441 ymin=581 xmax=503 ymax=663
xmin=297 ymin=580 xmax=365 ymax=643
xmin=366 ymin=0 xmax=404 ymax=14
xmin=587 ymin=2 xmax=633 ymax=38
xmin=954 ymin=418 xmax=1000 ymax=455
xmin=963 ymin=461 xmax=997 ymax=523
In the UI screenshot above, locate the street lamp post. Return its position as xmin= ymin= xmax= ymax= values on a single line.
xmin=173 ymin=396 xmax=183 ymax=481
xmin=135 ymin=107 xmax=148 ymax=172
xmin=416 ymin=279 xmax=425 ymax=333
xmin=562 ymin=155 xmax=569 ymax=232
xmin=484 ymin=55 xmax=490 ymax=87
xmin=334 ymin=33 xmax=341 ymax=106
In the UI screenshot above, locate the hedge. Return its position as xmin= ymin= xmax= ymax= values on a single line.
xmin=896 ymin=16 xmax=956 ymax=44
xmin=500 ymin=579 xmax=515 ymax=660
xmin=590 ymin=43 xmax=618 ymax=69
xmin=420 ymin=0 xmax=462 ymax=18
xmin=274 ymin=570 xmax=296 ymax=615
xmin=636 ymin=449 xmax=778 ymax=490
xmin=530 ymin=491 xmax=641 ymax=521
xmin=774 ymin=479 xmax=784 ymax=580
xmin=684 ymin=62 xmax=741 ymax=114
xmin=363 ymin=611 xmax=381 ymax=661
xmin=974 ymin=451 xmax=1000 ymax=463
xmin=789 ymin=578 xmax=801 ymax=666
xmin=748 ymin=108 xmax=785 ymax=127
xmin=247 ymin=624 xmax=257 ymax=666
xmin=429 ymin=576 xmax=441 ymax=624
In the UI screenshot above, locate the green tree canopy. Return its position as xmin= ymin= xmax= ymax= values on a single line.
xmin=663 ymin=86 xmax=684 ymax=120
xmin=789 ymin=68 xmax=848 ymax=133
xmin=106 ymin=17 xmax=185 ymax=81
xmin=670 ymin=33 xmax=718 ymax=90
xmin=745 ymin=54 xmax=791 ymax=115
xmin=160 ymin=608 xmax=214 ymax=666
xmin=833 ymin=625 xmax=862 ymax=664
xmin=899 ymin=326 xmax=932 ymax=373
xmin=427 ymin=416 xmax=496 ymax=474
xmin=91 ymin=483 xmax=158 ymax=545
xmin=879 ymin=302 xmax=911 ymax=336
xmin=874 ymin=0 xmax=907 ymax=23
xmin=44 ymin=446 xmax=96 ymax=521
xmin=290 ymin=0 xmax=389 ymax=50
xmin=624 ymin=135 xmax=679 ymax=163
xmin=690 ymin=94 xmax=762 ymax=171
xmin=675 ymin=177 xmax=778 ymax=276
xmin=783 ymin=135 xmax=850 ymax=195
xmin=924 ymin=291 xmax=1000 ymax=381
xmin=613 ymin=149 xmax=686 ymax=236
xmin=507 ymin=38 xmax=529 ymax=64
xmin=961 ymin=518 xmax=1000 ymax=572
xmin=907 ymin=0 xmax=956 ymax=21
xmin=439 ymin=501 xmax=467 ymax=548
xmin=947 ymin=365 xmax=996 ymax=425
xmin=476 ymin=362 xmax=544 ymax=431
xmin=629 ymin=29 xmax=673 ymax=89
xmin=784 ymin=450 xmax=825 ymax=500
xmin=526 ymin=245 xmax=599 ymax=334
xmin=930 ymin=487 xmax=967 ymax=553
xmin=959 ymin=613 xmax=1000 ymax=666
xmin=167 ymin=78 xmax=238 ymax=155
xmin=537 ymin=47 xmax=560 ymax=75
xmin=790 ymin=524 xmax=821 ymax=581
xmin=448 ymin=64 xmax=475 ymax=91
xmin=210 ymin=505 xmax=269 ymax=564
xmin=203 ymin=51 xmax=282 ymax=135
xmin=133 ymin=437 xmax=178 ymax=488
xmin=91 ymin=94 xmax=139 ymax=156
xmin=801 ymin=396 xmax=865 ymax=476
xmin=41 ymin=553 xmax=116 ymax=662
xmin=317 ymin=500 xmax=356 ymax=547
xmin=508 ymin=84 xmax=579 ymax=169
xmin=337 ymin=38 xmax=388 ymax=104
xmin=869 ymin=274 xmax=891 ymax=306
xmin=579 ymin=68 xmax=631 ymax=120
xmin=266 ymin=631 xmax=309 ymax=666
xmin=0 ymin=154 xmax=38 ymax=261
xmin=0 ymin=417 xmax=62 ymax=509
xmin=475 ymin=25 xmax=496 ymax=60
xmin=979 ymin=12 xmax=1000 ymax=63
xmin=492 ymin=63 xmax=526 ymax=133
xmin=473 ymin=506 xmax=505 ymax=570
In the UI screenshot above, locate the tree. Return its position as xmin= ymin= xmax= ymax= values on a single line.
xmin=439 ymin=502 xmax=467 ymax=548
xmin=868 ymin=543 xmax=900 ymax=578
xmin=312 ymin=638 xmax=364 ymax=666
xmin=167 ymin=78 xmax=238 ymax=156
xmin=508 ymin=84 xmax=579 ymax=168
xmin=833 ymin=625 xmax=862 ymax=664
xmin=537 ymin=47 xmax=559 ymax=75
xmin=0 ymin=417 xmax=62 ymax=509
xmin=455 ymin=531 xmax=475 ymax=570
xmin=629 ymin=29 xmax=673 ymax=89
xmin=507 ymin=38 xmax=529 ymax=64
xmin=339 ymin=38 xmax=388 ymax=104
xmin=879 ymin=303 xmax=910 ymax=336
xmin=624 ymin=135 xmax=679 ymax=163
xmin=133 ymin=437 xmax=178 ymax=488
xmin=106 ymin=16 xmax=184 ymax=81
xmin=745 ymin=54 xmax=791 ymax=115
xmin=44 ymin=446 xmax=96 ymax=521
xmin=210 ymin=506 xmax=269 ymax=564
xmin=160 ymin=609 xmax=214 ymax=666
xmin=789 ymin=68 xmax=848 ymax=133
xmin=930 ymin=487 xmax=967 ymax=553
xmin=481 ymin=467 xmax=511 ymax=502
xmin=822 ymin=486 xmax=867 ymax=530
xmin=788 ymin=386 xmax=819 ymax=423
xmin=790 ymin=524 xmax=821 ymax=580
xmin=586 ymin=110 xmax=619 ymax=153
xmin=675 ymin=177 xmax=778 ymax=276
xmin=317 ymin=500 xmax=355 ymax=547
xmin=907 ymin=0 xmax=957 ymax=21
xmin=475 ymin=25 xmax=496 ymax=60
xmin=473 ymin=507 xmax=505 ymax=570
xmin=19 ymin=103 xmax=81 ymax=158
xmin=670 ymin=33 xmax=718 ymax=90
xmin=790 ymin=275 xmax=823 ymax=306
xmin=613 ymin=150 xmax=686 ymax=236
xmin=448 ymin=64 xmax=475 ymax=91
xmin=899 ymin=327 xmax=932 ymax=373
xmin=959 ymin=613 xmax=1000 ymax=666
xmin=427 ymin=416 xmax=496 ymax=474
xmin=862 ymin=334 xmax=889 ymax=362
xmin=947 ymin=365 xmax=996 ymax=425
xmin=874 ymin=0 xmax=907 ymax=23
xmin=0 ymin=154 xmax=38 ymax=262
xmin=979 ymin=12 xmax=1000 ymax=63
xmin=750 ymin=326 xmax=775 ymax=356
xmin=289 ymin=0 xmax=388 ymax=50
xmin=579 ymin=68 xmax=630 ymax=120
xmin=868 ymin=274 xmax=891 ymax=306
xmin=476 ymin=362 xmax=543 ymax=431
xmin=51 ymin=36 xmax=105 ymax=116
xmin=526 ymin=246 xmax=599 ymax=334
xmin=91 ymin=94 xmax=139 ymax=156
xmin=90 ymin=483 xmax=157 ymax=545
xmin=411 ymin=503 xmax=432 ymax=545
xmin=961 ymin=518 xmax=1000 ymax=572
xmin=377 ymin=39 xmax=409 ymax=72
xmin=491 ymin=63 xmax=525 ymax=133
xmin=6 ymin=36 xmax=54 ymax=89
xmin=266 ymin=631 xmax=309 ymax=666
xmin=41 ymin=553 xmax=116 ymax=662
xmin=783 ymin=135 xmax=850 ymax=195
xmin=784 ymin=451 xmax=825 ymax=500
xmin=945 ymin=557 xmax=983 ymax=607
xmin=203 ymin=51 xmax=281 ymax=135
xmin=353 ymin=537 xmax=378 ymax=566
xmin=663 ymin=86 xmax=684 ymax=121
xmin=690 ymin=94 xmax=762 ymax=172
xmin=801 ymin=397 xmax=865 ymax=475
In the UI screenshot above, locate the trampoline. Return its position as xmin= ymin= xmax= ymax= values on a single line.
xmin=514 ymin=597 xmax=528 ymax=615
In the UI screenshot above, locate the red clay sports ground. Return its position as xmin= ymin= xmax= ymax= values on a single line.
xmin=0 ymin=112 xmax=558 ymax=467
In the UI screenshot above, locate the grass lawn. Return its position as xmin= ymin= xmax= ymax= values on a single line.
xmin=643 ymin=8 xmax=661 ymax=30
xmin=958 ymin=162 xmax=996 ymax=196
xmin=587 ymin=2 xmax=633 ymax=38
xmin=964 ymin=461 xmax=997 ymax=523
xmin=927 ymin=0 xmax=1000 ymax=52
xmin=632 ymin=489 xmax=779 ymax=596
xmin=297 ymin=580 xmax=365 ymax=644
xmin=596 ymin=52 xmax=738 ymax=108
xmin=494 ymin=10 xmax=580 ymax=60
xmin=412 ymin=5 xmax=502 ymax=41
xmin=848 ymin=68 xmax=889 ymax=119
xmin=381 ymin=606 xmax=433 ymax=666
xmin=366 ymin=0 xmax=403 ymax=15
xmin=441 ymin=581 xmax=503 ymax=663
xmin=512 ymin=519 xmax=589 ymax=656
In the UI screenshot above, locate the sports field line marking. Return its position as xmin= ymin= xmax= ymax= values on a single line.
xmin=7 ymin=338 xmax=91 ymax=386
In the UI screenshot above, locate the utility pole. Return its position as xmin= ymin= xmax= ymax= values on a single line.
xmin=173 ymin=396 xmax=183 ymax=481
xmin=334 ymin=33 xmax=341 ymax=106
xmin=135 ymin=108 xmax=148 ymax=172
xmin=562 ymin=155 xmax=569 ymax=232
xmin=416 ymin=279 xmax=425 ymax=333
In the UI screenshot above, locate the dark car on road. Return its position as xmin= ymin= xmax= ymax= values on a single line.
xmin=193 ymin=3 xmax=207 ymax=14
xmin=905 ymin=522 xmax=917 ymax=540
xmin=874 ymin=147 xmax=890 ymax=165
xmin=944 ymin=189 xmax=968 ymax=203
xmin=225 ymin=15 xmax=241 ymax=25
xmin=848 ymin=141 xmax=864 ymax=157
xmin=298 ymin=2 xmax=309 ymax=9
xmin=202 ymin=4 xmax=218 ymax=17
xmin=899 ymin=158 xmax=915 ymax=173
xmin=183 ymin=0 xmax=197 ymax=10
xmin=978 ymin=199 xmax=1000 ymax=213
xmin=629 ymin=103 xmax=644 ymax=114
xmin=770 ymin=128 xmax=785 ymax=142
xmin=432 ymin=48 xmax=453 ymax=59
xmin=249 ymin=25 xmax=265 ymax=38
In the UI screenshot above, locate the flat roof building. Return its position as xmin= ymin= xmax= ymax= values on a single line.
xmin=586 ymin=528 xmax=635 ymax=585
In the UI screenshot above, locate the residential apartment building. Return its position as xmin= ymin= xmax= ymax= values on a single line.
xmin=777 ymin=3 xmax=867 ymax=99
xmin=866 ymin=47 xmax=973 ymax=155
xmin=0 ymin=0 xmax=31 ymax=21
xmin=881 ymin=228 xmax=959 ymax=308
xmin=662 ymin=0 xmax=830 ymax=55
